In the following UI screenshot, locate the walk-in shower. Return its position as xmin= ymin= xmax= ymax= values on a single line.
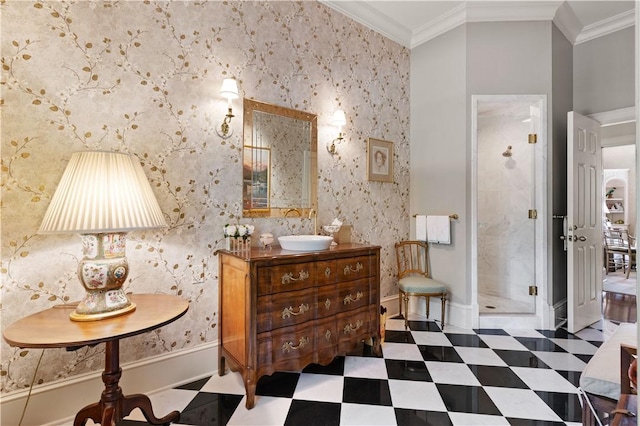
xmin=472 ymin=95 xmax=547 ymax=328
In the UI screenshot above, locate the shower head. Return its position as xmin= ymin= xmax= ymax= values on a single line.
xmin=502 ymin=145 xmax=512 ymax=157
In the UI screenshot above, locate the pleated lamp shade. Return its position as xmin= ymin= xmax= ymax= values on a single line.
xmin=39 ymin=151 xmax=167 ymax=234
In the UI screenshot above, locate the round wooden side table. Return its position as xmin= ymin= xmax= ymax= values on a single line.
xmin=3 ymin=293 xmax=189 ymax=426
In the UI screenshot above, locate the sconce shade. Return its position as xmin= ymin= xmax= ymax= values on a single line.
xmin=327 ymin=110 xmax=347 ymax=156
xmin=220 ymin=78 xmax=239 ymax=100
xmin=332 ymin=109 xmax=347 ymax=127
xmin=39 ymin=151 xmax=167 ymax=234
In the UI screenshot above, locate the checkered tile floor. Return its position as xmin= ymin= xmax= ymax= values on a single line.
xmin=111 ymin=316 xmax=617 ymax=426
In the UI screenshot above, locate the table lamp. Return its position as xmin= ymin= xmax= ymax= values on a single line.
xmin=39 ymin=151 xmax=167 ymax=321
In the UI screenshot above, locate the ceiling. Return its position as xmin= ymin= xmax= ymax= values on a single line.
xmin=321 ymin=1 xmax=636 ymax=49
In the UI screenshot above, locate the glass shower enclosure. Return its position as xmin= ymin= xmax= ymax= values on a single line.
xmin=473 ymin=95 xmax=545 ymax=316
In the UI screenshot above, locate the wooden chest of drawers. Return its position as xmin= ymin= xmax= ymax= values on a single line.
xmin=217 ymin=243 xmax=381 ymax=409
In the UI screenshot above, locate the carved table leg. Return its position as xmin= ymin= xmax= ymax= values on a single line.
xmin=244 ymin=373 xmax=256 ymax=409
xmin=120 ymin=393 xmax=180 ymax=425
xmin=73 ymin=340 xmax=180 ymax=426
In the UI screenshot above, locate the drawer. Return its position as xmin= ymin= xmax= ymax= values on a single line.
xmin=315 ymin=260 xmax=337 ymax=285
xmin=316 ymin=284 xmax=339 ymax=319
xmin=257 ymin=322 xmax=316 ymax=369
xmin=257 ymin=262 xmax=316 ymax=295
xmin=337 ymin=278 xmax=371 ymax=313
xmin=257 ymin=287 xmax=317 ymax=333
xmin=336 ymin=306 xmax=372 ymax=353
xmin=336 ymin=255 xmax=372 ymax=282
xmin=316 ymin=316 xmax=338 ymax=364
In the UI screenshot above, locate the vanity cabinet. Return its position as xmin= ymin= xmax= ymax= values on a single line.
xmin=217 ymin=243 xmax=381 ymax=409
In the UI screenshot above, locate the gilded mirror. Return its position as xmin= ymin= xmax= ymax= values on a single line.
xmin=242 ymin=99 xmax=317 ymax=218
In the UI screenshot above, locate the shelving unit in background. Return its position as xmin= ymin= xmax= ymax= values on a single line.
xmin=604 ymin=169 xmax=629 ymax=232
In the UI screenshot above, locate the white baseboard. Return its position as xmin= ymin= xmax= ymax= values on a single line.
xmin=1 ymin=342 xmax=217 ymax=426
xmin=396 ymin=294 xmax=472 ymax=329
xmin=380 ymin=294 xmax=399 ymax=317
xmin=383 ymin=294 xmax=554 ymax=330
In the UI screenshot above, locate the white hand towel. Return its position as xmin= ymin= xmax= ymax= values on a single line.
xmin=427 ymin=215 xmax=451 ymax=245
xmin=415 ymin=215 xmax=427 ymax=241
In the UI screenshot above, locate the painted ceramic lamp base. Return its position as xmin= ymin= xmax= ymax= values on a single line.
xmin=71 ymin=232 xmax=135 ymax=322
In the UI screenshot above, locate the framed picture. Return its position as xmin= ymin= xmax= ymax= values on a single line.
xmin=242 ymin=146 xmax=270 ymax=210
xmin=367 ymin=138 xmax=394 ymax=182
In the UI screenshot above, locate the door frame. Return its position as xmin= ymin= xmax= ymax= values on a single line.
xmin=470 ymin=94 xmax=549 ymax=329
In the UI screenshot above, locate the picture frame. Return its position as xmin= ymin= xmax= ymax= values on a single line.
xmin=242 ymin=146 xmax=271 ymax=211
xmin=367 ymin=138 xmax=394 ymax=182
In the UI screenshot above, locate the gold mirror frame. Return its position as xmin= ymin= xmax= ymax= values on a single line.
xmin=242 ymin=99 xmax=318 ymax=218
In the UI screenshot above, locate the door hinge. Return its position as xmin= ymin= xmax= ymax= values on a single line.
xmin=528 ymin=209 xmax=537 ymax=219
xmin=528 ymin=134 xmax=537 ymax=144
xmin=529 ymin=285 xmax=538 ymax=296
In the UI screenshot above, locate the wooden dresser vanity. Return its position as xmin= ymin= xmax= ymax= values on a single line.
xmin=217 ymin=243 xmax=381 ymax=409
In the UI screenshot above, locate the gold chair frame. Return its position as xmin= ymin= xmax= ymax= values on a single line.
xmin=395 ymin=240 xmax=447 ymax=329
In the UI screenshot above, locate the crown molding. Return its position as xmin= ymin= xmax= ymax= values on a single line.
xmin=410 ymin=3 xmax=467 ymax=49
xmin=318 ymin=0 xmax=412 ymax=47
xmin=574 ymin=9 xmax=635 ymax=45
xmin=411 ymin=1 xmax=561 ymax=48
xmin=590 ymin=106 xmax=636 ymax=126
xmin=321 ymin=1 xmax=636 ymax=49
xmin=552 ymin=1 xmax=582 ymax=43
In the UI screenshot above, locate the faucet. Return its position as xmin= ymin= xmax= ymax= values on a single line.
xmin=308 ymin=208 xmax=317 ymax=235
xmin=284 ymin=208 xmax=301 ymax=218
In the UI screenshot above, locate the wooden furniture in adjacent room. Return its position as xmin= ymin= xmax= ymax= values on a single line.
xmin=3 ymin=294 xmax=189 ymax=426
xmin=395 ymin=240 xmax=448 ymax=329
xmin=604 ymin=229 xmax=636 ymax=279
xmin=217 ymin=243 xmax=381 ymax=409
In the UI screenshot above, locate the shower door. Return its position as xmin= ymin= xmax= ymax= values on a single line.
xmin=475 ymin=96 xmax=543 ymax=315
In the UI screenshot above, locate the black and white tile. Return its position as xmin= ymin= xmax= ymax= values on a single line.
xmin=107 ymin=316 xmax=616 ymax=426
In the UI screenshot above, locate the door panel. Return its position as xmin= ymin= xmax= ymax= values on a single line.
xmin=567 ymin=111 xmax=602 ymax=333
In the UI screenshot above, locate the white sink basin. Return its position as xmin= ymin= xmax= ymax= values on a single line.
xmin=278 ymin=235 xmax=333 ymax=252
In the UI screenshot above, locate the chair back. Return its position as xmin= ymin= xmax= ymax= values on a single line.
xmin=604 ymin=229 xmax=631 ymax=252
xmin=395 ymin=240 xmax=430 ymax=279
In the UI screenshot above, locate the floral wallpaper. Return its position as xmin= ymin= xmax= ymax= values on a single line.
xmin=0 ymin=0 xmax=410 ymax=394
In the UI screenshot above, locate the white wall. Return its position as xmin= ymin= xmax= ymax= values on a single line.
xmin=410 ymin=26 xmax=468 ymax=311
xmin=550 ymin=24 xmax=574 ymax=311
xmin=411 ymin=22 xmax=554 ymax=326
xmin=574 ymin=27 xmax=636 ymax=115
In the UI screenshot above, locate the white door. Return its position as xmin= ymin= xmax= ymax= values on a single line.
xmin=567 ymin=111 xmax=602 ymax=333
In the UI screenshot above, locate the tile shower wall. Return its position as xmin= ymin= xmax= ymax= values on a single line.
xmin=477 ymin=113 xmax=535 ymax=306
xmin=0 ymin=1 xmax=409 ymax=393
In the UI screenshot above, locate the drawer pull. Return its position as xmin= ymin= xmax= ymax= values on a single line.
xmin=325 ymin=329 xmax=332 ymax=341
xmin=343 ymin=262 xmax=363 ymax=275
xmin=343 ymin=291 xmax=364 ymax=305
xmin=282 ymin=336 xmax=310 ymax=353
xmin=324 ymin=298 xmax=331 ymax=310
xmin=281 ymin=270 xmax=310 ymax=285
xmin=282 ymin=303 xmax=310 ymax=319
xmin=343 ymin=320 xmax=363 ymax=334
xmin=325 ymin=267 xmax=331 ymax=278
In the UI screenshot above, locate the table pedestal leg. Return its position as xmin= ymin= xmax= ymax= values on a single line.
xmin=73 ymin=340 xmax=180 ymax=426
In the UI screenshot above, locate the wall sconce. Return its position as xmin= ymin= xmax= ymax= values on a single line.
xmin=327 ymin=109 xmax=346 ymax=155
xmin=216 ymin=78 xmax=240 ymax=139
